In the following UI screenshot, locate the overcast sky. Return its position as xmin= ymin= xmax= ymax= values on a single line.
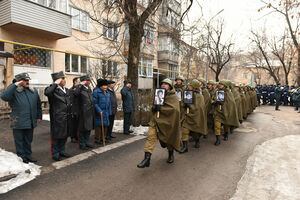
xmin=183 ymin=0 xmax=287 ymax=51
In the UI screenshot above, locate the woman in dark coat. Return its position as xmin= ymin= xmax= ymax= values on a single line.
xmin=93 ymin=79 xmax=112 ymax=144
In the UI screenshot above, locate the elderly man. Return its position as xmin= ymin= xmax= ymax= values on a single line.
xmin=121 ymin=80 xmax=134 ymax=135
xmin=1 ymin=73 xmax=42 ymax=163
xmin=107 ymin=80 xmax=118 ymax=140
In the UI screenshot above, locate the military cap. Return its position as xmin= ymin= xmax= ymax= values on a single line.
xmin=15 ymin=72 xmax=31 ymax=81
xmin=51 ymin=71 xmax=65 ymax=81
xmin=80 ymin=75 xmax=91 ymax=82
xmin=107 ymin=80 xmax=116 ymax=84
xmin=97 ymin=79 xmax=108 ymax=87
xmin=189 ymin=79 xmax=200 ymax=89
xmin=219 ymin=80 xmax=227 ymax=87
xmin=175 ymin=75 xmax=184 ymax=81
xmin=124 ymin=79 xmax=132 ymax=85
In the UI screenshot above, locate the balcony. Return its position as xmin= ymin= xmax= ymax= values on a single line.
xmin=158 ymin=50 xmax=179 ymax=65
xmin=0 ymin=0 xmax=72 ymax=39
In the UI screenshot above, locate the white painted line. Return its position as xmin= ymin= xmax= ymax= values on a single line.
xmin=52 ymin=135 xmax=146 ymax=170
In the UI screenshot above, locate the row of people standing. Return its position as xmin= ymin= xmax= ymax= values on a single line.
xmin=137 ymin=76 xmax=258 ymax=168
xmin=256 ymin=84 xmax=300 ymax=110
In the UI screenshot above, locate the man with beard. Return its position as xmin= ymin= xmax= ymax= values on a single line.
xmin=137 ymin=78 xmax=181 ymax=168
xmin=45 ymin=71 xmax=72 ymax=161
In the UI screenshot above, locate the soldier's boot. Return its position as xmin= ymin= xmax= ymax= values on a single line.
xmin=223 ymin=132 xmax=229 ymax=141
xmin=137 ymin=152 xmax=151 ymax=168
xmin=239 ymin=120 xmax=243 ymax=124
xmin=215 ymin=135 xmax=221 ymax=146
xmin=194 ymin=139 xmax=200 ymax=148
xmin=179 ymin=141 xmax=188 ymax=154
xmin=167 ymin=150 xmax=174 ymax=164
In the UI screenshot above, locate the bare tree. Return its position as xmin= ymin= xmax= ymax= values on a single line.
xmin=249 ymin=30 xmax=281 ymax=84
xmin=197 ymin=20 xmax=234 ymax=82
xmin=260 ymin=0 xmax=300 ymax=84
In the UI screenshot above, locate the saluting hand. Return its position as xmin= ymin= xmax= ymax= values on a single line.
xmin=15 ymin=80 xmax=24 ymax=86
xmin=55 ymin=78 xmax=62 ymax=85
xmin=81 ymin=81 xmax=87 ymax=85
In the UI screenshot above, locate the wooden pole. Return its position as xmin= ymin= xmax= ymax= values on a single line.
xmin=100 ymin=112 xmax=105 ymax=146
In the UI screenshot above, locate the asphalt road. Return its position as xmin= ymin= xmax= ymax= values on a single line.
xmin=1 ymin=106 xmax=300 ymax=200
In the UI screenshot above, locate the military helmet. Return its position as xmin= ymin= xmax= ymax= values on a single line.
xmin=219 ymin=80 xmax=227 ymax=87
xmin=208 ymin=80 xmax=215 ymax=85
xmin=161 ymin=78 xmax=173 ymax=89
xmin=225 ymin=80 xmax=232 ymax=87
xmin=189 ymin=79 xmax=200 ymax=89
xmin=198 ymin=78 xmax=206 ymax=84
xmin=175 ymin=75 xmax=184 ymax=81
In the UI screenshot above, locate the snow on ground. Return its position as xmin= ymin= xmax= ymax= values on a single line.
xmin=112 ymin=120 xmax=148 ymax=136
xmin=0 ymin=148 xmax=41 ymax=194
xmin=230 ymin=135 xmax=300 ymax=200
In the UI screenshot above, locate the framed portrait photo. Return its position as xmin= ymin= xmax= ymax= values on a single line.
xmin=154 ymin=88 xmax=166 ymax=105
xmin=216 ymin=90 xmax=225 ymax=102
xmin=184 ymin=90 xmax=193 ymax=104
xmin=176 ymin=91 xmax=182 ymax=102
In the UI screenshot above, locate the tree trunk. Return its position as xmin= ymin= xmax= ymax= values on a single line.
xmin=215 ymin=71 xmax=220 ymax=82
xmin=298 ymin=49 xmax=300 ymax=85
xmin=127 ymin=23 xmax=143 ymax=126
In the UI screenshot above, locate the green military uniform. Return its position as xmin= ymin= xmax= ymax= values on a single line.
xmin=138 ymin=79 xmax=181 ymax=168
xmin=180 ymin=79 xmax=207 ymax=152
xmin=174 ymin=75 xmax=186 ymax=125
xmin=231 ymin=83 xmax=243 ymax=123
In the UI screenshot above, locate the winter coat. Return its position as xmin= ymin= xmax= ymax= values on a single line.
xmin=174 ymin=83 xmax=186 ymax=124
xmin=292 ymin=89 xmax=300 ymax=102
xmin=121 ymin=86 xmax=134 ymax=113
xmin=75 ymin=84 xmax=94 ymax=131
xmin=182 ymin=89 xmax=207 ymax=135
xmin=275 ymin=87 xmax=283 ymax=99
xmin=107 ymin=88 xmax=118 ymax=115
xmin=240 ymin=91 xmax=247 ymax=119
xmin=69 ymin=85 xmax=79 ymax=116
xmin=44 ymin=84 xmax=72 ymax=139
xmin=93 ymin=88 xmax=112 ymax=127
xmin=201 ymin=88 xmax=211 ymax=114
xmin=1 ymin=84 xmax=42 ymax=129
xmin=232 ymin=88 xmax=243 ymax=121
xmin=149 ymin=88 xmax=181 ymax=151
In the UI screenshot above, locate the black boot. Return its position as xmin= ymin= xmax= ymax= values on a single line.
xmin=137 ymin=152 xmax=151 ymax=168
xmin=215 ymin=135 xmax=220 ymax=146
xmin=223 ymin=132 xmax=228 ymax=141
xmin=194 ymin=139 xmax=200 ymax=148
xmin=179 ymin=141 xmax=188 ymax=154
xmin=230 ymin=127 xmax=234 ymax=134
xmin=167 ymin=150 xmax=174 ymax=163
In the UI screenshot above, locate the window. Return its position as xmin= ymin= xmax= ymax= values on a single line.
xmin=13 ymin=44 xmax=51 ymax=68
xmin=65 ymin=53 xmax=89 ymax=74
xmin=243 ymin=73 xmax=248 ymax=79
xmin=138 ymin=57 xmax=153 ymax=78
xmin=144 ymin=25 xmax=154 ymax=44
xmin=70 ymin=6 xmax=89 ymax=32
xmin=102 ymin=60 xmax=120 ymax=78
xmin=30 ymin=0 xmax=69 ymax=13
xmin=168 ymin=64 xmax=178 ymax=79
xmin=103 ymin=21 xmax=120 ymax=41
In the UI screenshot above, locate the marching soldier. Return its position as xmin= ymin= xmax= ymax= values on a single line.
xmin=198 ymin=78 xmax=210 ymax=138
xmin=231 ymin=82 xmax=243 ymax=124
xmin=75 ymin=75 xmax=95 ymax=150
xmin=179 ymin=79 xmax=207 ymax=153
xmin=207 ymin=80 xmax=216 ymax=130
xmin=174 ymin=75 xmax=186 ymax=125
xmin=137 ymin=79 xmax=181 ymax=168
xmin=211 ymin=80 xmax=239 ymax=146
xmin=44 ymin=71 xmax=72 ymax=161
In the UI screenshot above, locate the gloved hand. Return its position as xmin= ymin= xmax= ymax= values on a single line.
xmin=184 ymin=103 xmax=190 ymax=108
xmin=152 ymin=105 xmax=161 ymax=113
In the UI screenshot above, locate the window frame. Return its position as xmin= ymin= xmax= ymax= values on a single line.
xmin=69 ymin=6 xmax=90 ymax=32
xmin=65 ymin=53 xmax=89 ymax=75
xmin=103 ymin=21 xmax=120 ymax=41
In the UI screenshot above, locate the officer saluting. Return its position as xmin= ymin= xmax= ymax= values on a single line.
xmin=44 ymin=71 xmax=72 ymax=161
xmin=1 ymin=73 xmax=42 ymax=163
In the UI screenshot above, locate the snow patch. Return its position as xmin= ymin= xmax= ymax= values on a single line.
xmin=230 ymin=135 xmax=300 ymax=200
xmin=42 ymin=114 xmax=50 ymax=121
xmin=0 ymin=148 xmax=41 ymax=194
xmin=112 ymin=120 xmax=148 ymax=136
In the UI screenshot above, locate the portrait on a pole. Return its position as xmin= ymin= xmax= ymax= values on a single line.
xmin=154 ymin=88 xmax=166 ymax=105
xmin=184 ymin=91 xmax=193 ymax=104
